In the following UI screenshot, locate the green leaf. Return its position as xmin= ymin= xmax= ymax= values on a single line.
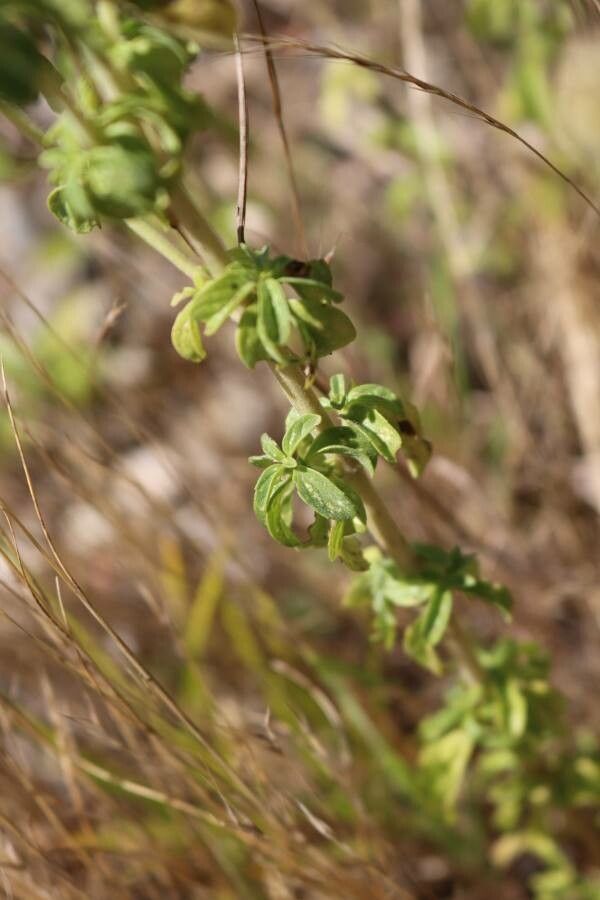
xmin=421 ymin=589 xmax=454 ymax=645
xmin=307 ymin=426 xmax=376 ymax=476
xmin=47 ymin=185 xmax=99 ymax=234
xmin=383 ymin=577 xmax=435 ymax=608
xmin=293 ymin=466 xmax=358 ymax=521
xmin=204 ymin=281 xmax=254 ymax=335
xmin=346 ymin=383 xmax=401 ymax=406
xmin=461 ymin=576 xmax=513 ymax=620
xmin=253 ymin=464 xmax=289 ymax=525
xmin=193 ymin=270 xmax=252 ymax=322
xmin=503 ymin=679 xmax=528 ymax=739
xmin=404 ymin=590 xmax=453 ymax=674
xmin=260 ymin=434 xmax=286 ymax=463
xmin=347 ymin=409 xmax=402 ymax=464
xmin=418 ymin=728 xmax=475 ymax=816
xmin=257 ymin=279 xmax=288 ymax=363
xmin=339 ymin=536 xmax=369 ymax=571
xmin=264 ymin=277 xmax=291 ymax=342
xmin=235 ymin=308 xmax=269 ymax=369
xmin=327 ymin=520 xmax=345 ymax=562
xmin=329 ymin=373 xmax=347 ymax=407
xmin=327 ymin=476 xmax=366 ymax=525
xmin=281 ymin=413 xmax=321 ymax=458
xmin=265 ymin=484 xmax=301 ymax=547
xmin=171 ymin=303 xmax=206 ymax=363
xmin=281 ymin=276 xmax=343 ymax=303
xmin=248 ymin=454 xmax=272 ymax=469
xmin=289 ymin=297 xmax=356 ymax=357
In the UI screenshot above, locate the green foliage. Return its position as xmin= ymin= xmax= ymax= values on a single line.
xmin=321 ymin=372 xmax=432 ymax=477
xmin=25 ymin=1 xmax=215 ymax=233
xmin=416 ymin=636 xmax=600 ymax=894
xmin=172 ymin=246 xmax=356 ymax=366
xmin=346 ymin=545 xmax=512 ymax=661
xmin=250 ymin=412 xmax=368 ymax=557
xmin=3 ymin=5 xmax=597 ymax=896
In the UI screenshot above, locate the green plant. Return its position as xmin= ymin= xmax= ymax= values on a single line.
xmin=1 ymin=1 xmax=598 ymax=896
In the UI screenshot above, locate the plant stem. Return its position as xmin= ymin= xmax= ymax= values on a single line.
xmin=130 ymin=220 xmax=482 ymax=684
xmin=0 ymin=102 xmax=46 ymax=146
xmin=170 ymin=183 xmax=229 ymax=274
xmin=125 ymin=219 xmax=201 ymax=281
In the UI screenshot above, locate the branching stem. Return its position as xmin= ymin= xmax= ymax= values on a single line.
xmin=131 ymin=215 xmax=483 ymax=683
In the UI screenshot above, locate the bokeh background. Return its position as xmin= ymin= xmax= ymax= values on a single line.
xmin=0 ymin=0 xmax=599 ymax=897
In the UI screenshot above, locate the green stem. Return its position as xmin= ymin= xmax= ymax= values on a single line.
xmin=0 ymin=102 xmax=46 ymax=146
xmin=126 ymin=219 xmax=201 ymax=281
xmin=170 ymin=184 xmax=229 ymax=274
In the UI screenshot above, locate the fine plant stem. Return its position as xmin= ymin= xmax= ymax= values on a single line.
xmin=170 ymin=183 xmax=229 ymax=273
xmin=0 ymin=102 xmax=46 ymax=146
xmin=125 ymin=219 xmax=201 ymax=281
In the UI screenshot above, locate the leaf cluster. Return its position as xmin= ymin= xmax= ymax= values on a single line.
xmin=346 ymin=545 xmax=512 ymax=668
xmin=2 ymin=1 xmax=215 ymax=232
xmin=249 ymin=412 xmax=368 ymax=566
xmin=416 ymin=638 xmax=600 ymax=896
xmin=321 ymin=373 xmax=432 ymax=477
xmin=171 ymin=246 xmax=356 ymax=366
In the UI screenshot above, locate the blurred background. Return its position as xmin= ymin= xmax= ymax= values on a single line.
xmin=0 ymin=0 xmax=599 ymax=896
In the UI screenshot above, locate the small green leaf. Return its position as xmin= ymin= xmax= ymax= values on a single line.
xmin=418 ymin=728 xmax=475 ymax=816
xmin=260 ymin=433 xmax=285 ymax=463
xmin=346 ymin=383 xmax=400 ymax=406
xmin=204 ymin=281 xmax=254 ymax=335
xmin=329 ymin=373 xmax=347 ymax=407
xmin=293 ymin=467 xmax=358 ymax=521
xmin=347 ymin=409 xmax=402 ymax=464
xmin=289 ymin=297 xmax=356 ymax=357
xmin=189 ymin=271 xmax=253 ymax=322
xmin=248 ymin=454 xmax=272 ymax=469
xmin=281 ymin=276 xmax=343 ymax=303
xmin=47 ymin=185 xmax=99 ymax=234
xmin=264 ymin=277 xmax=291 ymax=342
xmin=339 ymin=536 xmax=369 ymax=571
xmin=307 ymin=426 xmax=376 ymax=476
xmin=503 ymin=679 xmax=528 ymax=738
xmin=257 ymin=279 xmax=288 ymax=363
xmin=404 ymin=590 xmax=453 ymax=674
xmin=265 ymin=485 xmax=301 ymax=547
xmin=327 ymin=475 xmax=366 ymax=525
xmin=235 ymin=308 xmax=269 ymax=369
xmin=281 ymin=413 xmax=321 ymax=458
xmin=327 ymin=520 xmax=345 ymax=562
xmin=253 ymin=464 xmax=289 ymax=524
xmin=461 ymin=576 xmax=513 ymax=620
xmin=171 ymin=304 xmax=206 ymax=363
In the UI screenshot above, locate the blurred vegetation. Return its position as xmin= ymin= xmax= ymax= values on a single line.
xmin=0 ymin=0 xmax=599 ymax=898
